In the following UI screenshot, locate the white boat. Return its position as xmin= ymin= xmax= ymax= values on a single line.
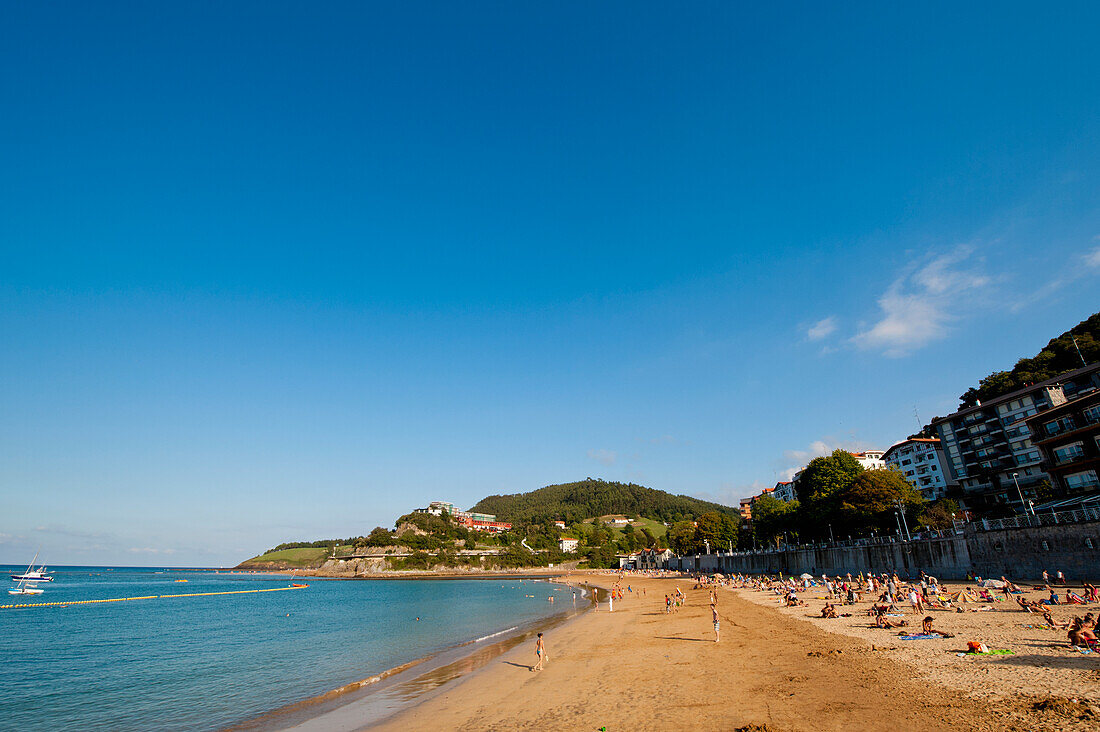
xmin=8 ymin=584 xmax=44 ymax=596
xmin=10 ymin=553 xmax=53 ymax=582
xmin=9 ymin=553 xmax=50 ymax=595
xmin=10 ymin=569 xmax=53 ymax=582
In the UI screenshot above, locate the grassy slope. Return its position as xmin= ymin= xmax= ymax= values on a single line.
xmin=242 ymin=546 xmax=352 ymax=567
xmin=630 ymin=517 xmax=669 ymax=538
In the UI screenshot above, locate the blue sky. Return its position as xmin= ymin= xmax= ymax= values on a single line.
xmin=2 ymin=2 xmax=1098 ymax=566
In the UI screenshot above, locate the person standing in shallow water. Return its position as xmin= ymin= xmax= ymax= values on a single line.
xmin=533 ymin=632 xmax=546 ymax=671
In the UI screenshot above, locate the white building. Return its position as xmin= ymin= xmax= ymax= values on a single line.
xmin=559 ymin=537 xmax=579 ymax=553
xmin=772 ymin=481 xmax=796 ymax=502
xmin=850 ymin=450 xmax=886 ymax=470
xmin=882 ymin=438 xmax=955 ymax=501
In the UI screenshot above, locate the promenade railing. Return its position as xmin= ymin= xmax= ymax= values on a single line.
xmin=978 ymin=506 xmax=1100 ymax=531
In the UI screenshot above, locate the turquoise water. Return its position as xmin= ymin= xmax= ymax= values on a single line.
xmin=0 ymin=567 xmax=573 ymax=731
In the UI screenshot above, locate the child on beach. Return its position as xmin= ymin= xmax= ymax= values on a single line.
xmin=712 ymin=603 xmax=720 ymax=643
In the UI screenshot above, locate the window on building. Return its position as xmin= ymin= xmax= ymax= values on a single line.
xmin=1084 ymin=405 xmax=1100 ymax=425
xmin=1053 ymin=442 xmax=1086 ymax=465
xmin=1065 ymin=470 xmax=1099 ymax=491
xmin=1045 ymin=416 xmax=1076 ymax=437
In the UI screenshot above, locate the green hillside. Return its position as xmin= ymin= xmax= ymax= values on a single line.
xmin=958 ymin=311 xmax=1099 ymax=408
xmin=470 ymin=478 xmax=738 ymax=525
xmin=239 ymin=547 xmax=334 ymax=568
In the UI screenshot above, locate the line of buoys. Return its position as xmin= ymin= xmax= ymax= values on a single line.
xmin=0 ymin=583 xmax=309 ymax=610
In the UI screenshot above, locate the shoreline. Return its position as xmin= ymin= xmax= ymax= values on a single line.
xmin=237 ymin=566 xmax=578 ymax=581
xmin=225 ymin=577 xmax=597 ymax=732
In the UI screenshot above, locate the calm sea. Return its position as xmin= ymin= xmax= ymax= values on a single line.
xmin=0 ymin=566 xmax=575 ymax=731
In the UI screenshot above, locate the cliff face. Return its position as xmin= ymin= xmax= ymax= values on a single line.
xmin=316 ymin=557 xmax=393 ymax=576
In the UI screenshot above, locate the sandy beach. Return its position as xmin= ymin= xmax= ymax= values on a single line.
xmin=254 ymin=572 xmax=1093 ymax=731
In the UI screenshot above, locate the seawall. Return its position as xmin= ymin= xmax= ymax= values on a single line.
xmin=670 ymin=520 xmax=1100 ymax=581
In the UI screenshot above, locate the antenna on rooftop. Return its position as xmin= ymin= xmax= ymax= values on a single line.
xmin=913 ymin=406 xmax=923 ymax=432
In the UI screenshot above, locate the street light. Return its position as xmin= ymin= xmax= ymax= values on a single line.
xmin=1011 ymin=473 xmax=1030 ymax=524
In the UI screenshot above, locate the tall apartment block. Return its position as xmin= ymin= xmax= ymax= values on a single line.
xmin=1025 ymin=390 xmax=1100 ymax=496
xmin=930 ymin=363 xmax=1100 ymax=512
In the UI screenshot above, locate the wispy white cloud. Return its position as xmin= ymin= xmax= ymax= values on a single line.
xmin=1010 ymin=244 xmax=1100 ymax=312
xmin=805 ymin=316 xmax=838 ymax=341
xmin=852 ymin=247 xmax=991 ymax=357
xmin=128 ymin=547 xmax=176 ymax=555
xmin=586 ymin=448 xmax=617 ymax=466
xmin=1084 ymin=244 xmax=1100 ymax=268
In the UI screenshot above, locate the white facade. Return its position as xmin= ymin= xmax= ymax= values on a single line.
xmin=850 ymin=450 xmax=886 ymax=470
xmin=772 ymin=481 xmax=796 ymax=502
xmin=883 ymin=439 xmax=954 ymax=500
xmin=559 ymin=538 xmax=579 ymax=553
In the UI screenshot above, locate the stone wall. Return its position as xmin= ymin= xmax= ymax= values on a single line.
xmin=670 ymin=520 xmax=1100 ymax=582
xmin=968 ymin=523 xmax=1100 ymax=580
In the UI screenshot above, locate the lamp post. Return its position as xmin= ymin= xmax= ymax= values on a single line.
xmin=896 ymin=499 xmax=911 ymax=541
xmin=1011 ymin=473 xmax=1030 ymax=524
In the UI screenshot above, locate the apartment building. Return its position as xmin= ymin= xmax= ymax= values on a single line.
xmin=1025 ymin=390 xmax=1100 ymax=496
xmin=882 ymin=438 xmax=956 ymax=501
xmin=930 ymin=363 xmax=1100 ymax=512
xmin=415 ymin=501 xmax=512 ymax=532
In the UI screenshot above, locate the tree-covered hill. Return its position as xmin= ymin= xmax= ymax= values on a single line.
xmin=958 ymin=311 xmax=1099 ymax=408
xmin=469 ymin=478 xmax=739 ymax=525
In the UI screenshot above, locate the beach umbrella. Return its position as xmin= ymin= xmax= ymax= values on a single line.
xmin=800 ymin=573 xmax=814 ymax=580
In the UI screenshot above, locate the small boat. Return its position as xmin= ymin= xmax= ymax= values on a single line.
xmin=10 ymin=569 xmax=54 ymax=582
xmin=11 ymin=554 xmax=53 ymax=583
xmin=8 ymin=584 xmax=44 ymax=596
xmin=9 ymin=553 xmax=51 ymax=595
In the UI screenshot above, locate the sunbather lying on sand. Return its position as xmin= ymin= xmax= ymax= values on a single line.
xmin=919 ymin=616 xmax=954 ymax=638
xmin=1041 ymin=609 xmax=1070 ymax=629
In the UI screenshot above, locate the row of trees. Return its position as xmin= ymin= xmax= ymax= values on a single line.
xmin=750 ymin=449 xmax=956 ymax=545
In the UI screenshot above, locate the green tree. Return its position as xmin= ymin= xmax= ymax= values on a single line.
xmin=668 ymin=520 xmax=697 ymax=555
xmin=751 ymin=495 xmax=799 ymax=544
xmin=919 ymin=499 xmax=960 ymax=530
xmin=833 ymin=468 xmax=925 ymax=535
xmin=797 ymin=450 xmax=865 ymax=505
xmin=360 ymin=527 xmax=394 ymax=547
xmin=695 ymin=511 xmax=740 ymax=552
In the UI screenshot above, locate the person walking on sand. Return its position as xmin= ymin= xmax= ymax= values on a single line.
xmin=711 ymin=603 xmax=720 ymax=643
xmin=533 ymin=632 xmax=545 ymax=671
